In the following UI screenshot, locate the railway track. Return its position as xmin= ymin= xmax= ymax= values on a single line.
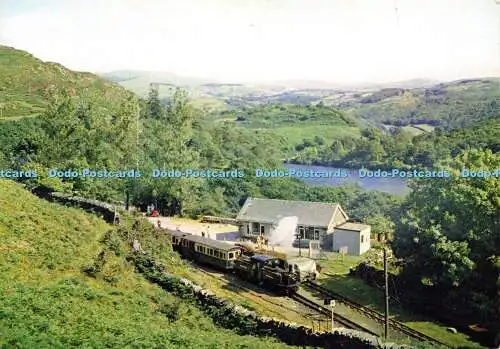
xmin=303 ymin=281 xmax=449 ymax=348
xmin=193 ymin=265 xmax=323 ymax=321
xmin=290 ymin=292 xmax=379 ymax=336
xmin=195 ymin=265 xmax=381 ymax=335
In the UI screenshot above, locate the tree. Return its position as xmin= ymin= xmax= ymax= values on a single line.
xmin=39 ymin=88 xmax=81 ymax=166
xmin=142 ymin=88 xmax=202 ymax=216
xmin=392 ymin=148 xmax=500 ymax=321
xmin=146 ymin=86 xmax=164 ymax=119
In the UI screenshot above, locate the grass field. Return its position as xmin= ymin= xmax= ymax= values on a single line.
xmin=189 ymin=97 xmax=228 ymax=112
xmin=400 ymin=124 xmax=435 ymax=136
xmin=269 ymin=125 xmax=361 ymax=147
xmin=0 ymin=179 xmax=303 ymax=349
xmin=317 ymin=252 xmax=484 ymax=349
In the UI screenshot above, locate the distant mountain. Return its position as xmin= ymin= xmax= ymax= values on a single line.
xmin=0 ymin=46 xmax=132 ymax=119
xmin=261 ymin=78 xmax=440 ymax=90
xmin=100 ymin=70 xmax=218 ymax=95
xmin=99 ymin=70 xmax=440 ymax=100
xmin=339 ymin=77 xmax=500 ymax=129
xmin=98 ymin=69 xmax=500 ymax=129
xmin=99 ymin=70 xmax=296 ymax=111
xmin=345 ymin=78 xmax=441 ymax=90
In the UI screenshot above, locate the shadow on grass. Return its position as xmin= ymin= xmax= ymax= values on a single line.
xmin=319 ymin=274 xmax=486 ymax=349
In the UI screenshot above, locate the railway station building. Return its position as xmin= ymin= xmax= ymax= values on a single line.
xmin=236 ymin=197 xmax=371 ymax=255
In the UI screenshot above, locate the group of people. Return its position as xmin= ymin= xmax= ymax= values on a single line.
xmin=201 ymin=226 xmax=211 ymax=239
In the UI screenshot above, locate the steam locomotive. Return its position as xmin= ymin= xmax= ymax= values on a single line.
xmin=168 ymin=229 xmax=300 ymax=295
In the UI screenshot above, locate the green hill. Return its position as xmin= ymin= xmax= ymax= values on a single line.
xmin=215 ymin=103 xmax=361 ymax=148
xmin=0 ymin=179 xmax=297 ymax=348
xmin=0 ymin=46 xmax=132 ymax=119
xmin=341 ymin=78 xmax=500 ymax=129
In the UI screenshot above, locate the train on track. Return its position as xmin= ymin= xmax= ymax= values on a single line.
xmin=168 ymin=229 xmax=308 ymax=295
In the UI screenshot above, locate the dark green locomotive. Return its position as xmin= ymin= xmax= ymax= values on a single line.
xmin=233 ymin=254 xmax=300 ymax=295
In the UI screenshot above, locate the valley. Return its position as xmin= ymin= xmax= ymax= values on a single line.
xmin=0 ymin=44 xmax=498 ymax=348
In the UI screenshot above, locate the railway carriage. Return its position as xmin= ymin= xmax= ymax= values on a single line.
xmin=178 ymin=234 xmax=242 ymax=270
xmin=166 ymin=229 xmax=192 ymax=252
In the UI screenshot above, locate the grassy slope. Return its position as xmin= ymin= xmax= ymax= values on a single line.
xmin=223 ymin=104 xmax=362 ymax=147
xmin=344 ymin=78 xmax=500 ymax=128
xmin=272 ymin=125 xmax=360 ymax=147
xmin=0 ymin=45 xmax=132 ymax=119
xmin=0 ymin=179 xmax=298 ymax=349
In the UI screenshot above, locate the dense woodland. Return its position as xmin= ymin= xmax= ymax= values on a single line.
xmin=290 ymin=118 xmax=499 ymax=169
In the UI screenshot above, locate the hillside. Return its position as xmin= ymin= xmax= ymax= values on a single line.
xmin=0 ymin=179 xmax=300 ymax=348
xmin=214 ymin=103 xmax=361 ymax=148
xmin=0 ymin=46 xmax=133 ymax=119
xmin=339 ymin=78 xmax=500 ymax=129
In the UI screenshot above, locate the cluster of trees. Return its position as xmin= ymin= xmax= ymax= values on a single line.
xmin=391 ymin=148 xmax=499 ymax=326
xmin=291 ymin=118 xmax=500 ymax=170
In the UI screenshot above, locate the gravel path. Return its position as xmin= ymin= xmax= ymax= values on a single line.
xmin=147 ymin=217 xmax=239 ymax=239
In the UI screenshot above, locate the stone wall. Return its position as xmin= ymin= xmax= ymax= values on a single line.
xmin=130 ymin=252 xmax=411 ymax=349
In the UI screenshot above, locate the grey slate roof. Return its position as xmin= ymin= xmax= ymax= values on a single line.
xmin=236 ymin=197 xmax=348 ymax=228
xmin=336 ymin=222 xmax=370 ymax=232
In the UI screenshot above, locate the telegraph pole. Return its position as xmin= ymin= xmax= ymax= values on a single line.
xmin=324 ymin=298 xmax=336 ymax=332
xmin=384 ymin=247 xmax=389 ymax=339
xmin=331 ymin=300 xmax=335 ymax=331
xmin=136 ymin=102 xmax=140 ymax=169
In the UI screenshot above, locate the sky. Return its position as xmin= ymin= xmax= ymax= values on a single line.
xmin=0 ymin=0 xmax=499 ymax=84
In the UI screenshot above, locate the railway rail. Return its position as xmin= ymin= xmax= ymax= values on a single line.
xmin=193 ymin=264 xmax=325 ymax=322
xmin=303 ymin=281 xmax=449 ymax=348
xmin=290 ymin=292 xmax=379 ymax=336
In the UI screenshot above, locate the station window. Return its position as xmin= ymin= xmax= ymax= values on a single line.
xmin=229 ymin=252 xmax=234 ymax=259
xmin=361 ymin=235 xmax=364 ymax=243
xmin=222 ymin=253 xmax=226 ymax=259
